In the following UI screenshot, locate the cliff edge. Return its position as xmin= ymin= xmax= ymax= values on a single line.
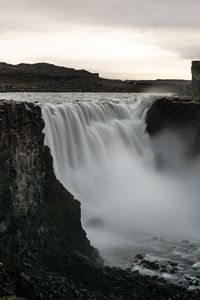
xmin=146 ymin=97 xmax=200 ymax=157
xmin=0 ymin=100 xmax=100 ymax=298
xmin=0 ymin=99 xmax=199 ymax=299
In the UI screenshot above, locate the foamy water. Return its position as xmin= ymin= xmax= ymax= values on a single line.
xmin=1 ymin=92 xmax=200 ymax=287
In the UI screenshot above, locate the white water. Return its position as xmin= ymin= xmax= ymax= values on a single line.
xmin=1 ymin=91 xmax=200 ymax=284
xmin=42 ymin=95 xmax=200 ymax=261
xmin=42 ymin=98 xmax=152 ymax=190
xmin=42 ymin=99 xmax=154 ymax=235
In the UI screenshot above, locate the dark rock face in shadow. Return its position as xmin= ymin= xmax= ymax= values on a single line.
xmin=0 ymin=100 xmax=99 ymax=297
xmin=191 ymin=61 xmax=200 ymax=96
xmin=146 ymin=97 xmax=200 ymax=158
xmin=0 ymin=99 xmax=199 ymax=299
xmin=0 ymin=100 xmax=97 ymax=259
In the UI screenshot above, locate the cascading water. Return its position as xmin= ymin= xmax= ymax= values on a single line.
xmin=41 ymin=94 xmax=200 ymax=285
xmin=1 ymin=91 xmax=200 ymax=286
xmin=42 ymin=99 xmax=158 ymax=237
xmin=42 ymin=99 xmax=152 ymax=182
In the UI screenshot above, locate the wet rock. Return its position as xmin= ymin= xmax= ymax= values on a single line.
xmin=140 ymin=259 xmax=160 ymax=271
xmin=160 ymin=268 xmax=167 ymax=273
xmin=135 ymin=254 xmax=144 ymax=260
xmin=168 ymin=261 xmax=178 ymax=267
xmin=146 ymin=98 xmax=200 ymax=158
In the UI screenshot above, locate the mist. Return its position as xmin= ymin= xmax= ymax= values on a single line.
xmin=43 ymin=97 xmax=200 ymax=265
xmin=80 ymin=134 xmax=200 ymax=252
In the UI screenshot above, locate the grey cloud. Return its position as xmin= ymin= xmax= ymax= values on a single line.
xmin=1 ymin=0 xmax=200 ymax=60
xmin=150 ymin=29 xmax=200 ymax=59
xmin=1 ymin=0 xmax=200 ymax=30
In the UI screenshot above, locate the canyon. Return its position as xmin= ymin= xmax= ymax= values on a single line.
xmin=0 ymin=96 xmax=200 ymax=299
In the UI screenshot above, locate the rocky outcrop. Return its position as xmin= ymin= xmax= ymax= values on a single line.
xmin=146 ymin=97 xmax=200 ymax=157
xmin=0 ymin=100 xmax=97 ymax=258
xmin=192 ymin=61 xmax=200 ymax=81
xmin=0 ymin=100 xmax=99 ymax=298
xmin=0 ymin=99 xmax=199 ymax=299
xmin=191 ymin=61 xmax=200 ymax=96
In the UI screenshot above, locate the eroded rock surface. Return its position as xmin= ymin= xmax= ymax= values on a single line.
xmin=0 ymin=100 xmax=99 ymax=298
xmin=146 ymin=97 xmax=200 ymax=157
xmin=0 ymin=99 xmax=199 ymax=299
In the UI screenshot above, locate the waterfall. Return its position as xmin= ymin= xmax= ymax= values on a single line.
xmin=42 ymin=99 xmax=153 ymax=192
xmin=42 ymin=96 xmax=199 ymax=263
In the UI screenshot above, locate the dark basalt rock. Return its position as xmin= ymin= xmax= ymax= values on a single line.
xmin=0 ymin=99 xmax=199 ymax=299
xmin=139 ymin=259 xmax=160 ymax=271
xmin=0 ymin=99 xmax=99 ymax=297
xmin=135 ymin=254 xmax=144 ymax=261
xmin=0 ymin=100 xmax=98 ymax=261
xmin=146 ymin=98 xmax=200 ymax=135
xmin=146 ymin=97 xmax=200 ymax=157
xmin=0 ymin=262 xmax=15 ymax=297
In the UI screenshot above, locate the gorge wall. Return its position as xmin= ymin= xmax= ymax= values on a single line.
xmin=146 ymin=98 xmax=200 ymax=152
xmin=0 ymin=100 xmax=100 ymax=298
xmin=0 ymin=99 xmax=199 ymax=299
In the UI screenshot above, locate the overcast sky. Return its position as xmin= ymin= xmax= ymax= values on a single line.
xmin=0 ymin=0 xmax=199 ymax=79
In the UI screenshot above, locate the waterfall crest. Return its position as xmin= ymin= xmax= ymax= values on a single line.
xmin=42 ymin=97 xmax=198 ymax=264
xmin=42 ymin=99 xmax=153 ymax=192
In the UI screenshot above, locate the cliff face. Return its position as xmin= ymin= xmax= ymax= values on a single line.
xmin=191 ymin=61 xmax=200 ymax=96
xmin=192 ymin=61 xmax=200 ymax=81
xmin=146 ymin=98 xmax=200 ymax=169
xmin=146 ymin=98 xmax=200 ymax=133
xmin=0 ymin=101 xmax=44 ymax=222
xmin=0 ymin=100 xmax=99 ymax=297
xmin=0 ymin=99 xmax=199 ymax=300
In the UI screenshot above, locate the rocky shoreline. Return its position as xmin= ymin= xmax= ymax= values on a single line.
xmin=0 ymin=99 xmax=200 ymax=299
